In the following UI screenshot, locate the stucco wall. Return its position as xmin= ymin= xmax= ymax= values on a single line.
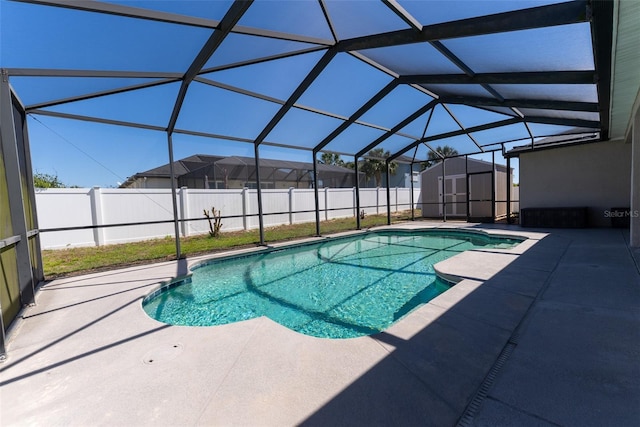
xmin=519 ymin=140 xmax=632 ymax=227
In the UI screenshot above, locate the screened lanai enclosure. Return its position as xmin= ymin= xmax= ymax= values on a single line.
xmin=120 ymin=154 xmax=360 ymax=189
xmin=1 ymin=0 xmax=614 ymax=354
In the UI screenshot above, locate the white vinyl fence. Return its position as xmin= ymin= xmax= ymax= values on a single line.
xmin=36 ymin=187 xmax=421 ymax=249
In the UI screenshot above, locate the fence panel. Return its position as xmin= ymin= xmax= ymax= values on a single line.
xmin=36 ymin=187 xmax=420 ymax=249
xmin=261 ymin=189 xmax=290 ymax=228
xmin=187 ymin=188 xmax=245 ymax=235
xmin=35 ymin=188 xmax=94 ymax=249
xmin=100 ymin=189 xmax=175 ymax=244
xmin=327 ymin=188 xmax=355 ymax=220
xmin=395 ymin=188 xmax=421 ymax=212
xmin=293 ymin=189 xmax=316 ymax=223
xmin=358 ymin=188 xmax=378 ymax=215
xmin=244 ymin=189 xmax=260 ymax=230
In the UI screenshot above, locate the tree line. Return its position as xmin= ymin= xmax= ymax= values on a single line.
xmin=318 ymin=145 xmax=458 ymax=187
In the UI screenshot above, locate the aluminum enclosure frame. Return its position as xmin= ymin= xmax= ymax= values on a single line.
xmin=1 ymin=0 xmax=613 ymax=259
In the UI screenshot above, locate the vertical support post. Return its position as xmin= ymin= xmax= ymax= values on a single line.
xmin=166 ymin=133 xmax=182 ymax=258
xmin=0 ymin=297 xmax=5 ymax=361
xmin=242 ymin=187 xmax=249 ymax=230
xmin=312 ymin=150 xmax=320 ymax=236
xmin=179 ymin=186 xmax=189 ymax=237
xmin=442 ymin=159 xmax=446 ymax=222
xmin=630 ymin=107 xmax=640 ymax=247
xmin=506 ymin=156 xmax=512 ymax=224
xmin=355 ymin=155 xmax=361 ymax=230
xmin=465 ymin=154 xmax=470 ymax=220
xmin=254 ymin=144 xmax=265 ymax=245
xmin=19 ymin=106 xmax=44 ymax=284
xmin=410 ymin=162 xmax=415 ymax=221
xmin=386 ymin=161 xmax=391 ymax=225
xmin=491 ymin=151 xmax=496 ymax=222
xmin=90 ymin=186 xmax=105 ymax=246
xmin=324 ymin=187 xmax=329 ymax=221
xmin=352 ymin=187 xmax=357 ymax=217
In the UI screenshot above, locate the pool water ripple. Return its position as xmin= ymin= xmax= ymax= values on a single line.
xmin=143 ymin=230 xmax=522 ymax=338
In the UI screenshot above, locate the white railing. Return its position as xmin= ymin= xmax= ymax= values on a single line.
xmin=36 ymin=187 xmax=421 ymax=249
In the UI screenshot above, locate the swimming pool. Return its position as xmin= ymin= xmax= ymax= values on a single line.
xmin=143 ymin=229 xmax=523 ymax=338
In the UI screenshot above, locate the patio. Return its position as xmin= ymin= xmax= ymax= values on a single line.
xmin=1 ymin=1 xmax=639 ymax=425
xmin=2 ymin=223 xmax=638 ymax=426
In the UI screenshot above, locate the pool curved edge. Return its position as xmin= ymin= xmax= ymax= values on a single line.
xmin=187 ymin=226 xmax=527 ymax=273
xmin=140 ymin=226 xmax=528 ymax=332
xmin=432 ymin=241 xmax=526 ymax=285
xmin=143 ymin=273 xmax=193 ymax=308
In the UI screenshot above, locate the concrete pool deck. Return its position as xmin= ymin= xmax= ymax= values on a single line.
xmin=1 ymin=223 xmax=639 ymax=426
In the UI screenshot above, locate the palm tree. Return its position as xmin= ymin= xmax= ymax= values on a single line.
xmin=420 ymin=145 xmax=458 ymax=170
xmin=319 ymin=152 xmax=344 ymax=166
xmin=360 ymin=148 xmax=397 ymax=187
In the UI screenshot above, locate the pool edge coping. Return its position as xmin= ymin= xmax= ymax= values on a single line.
xmin=139 ymin=225 xmax=540 ymax=336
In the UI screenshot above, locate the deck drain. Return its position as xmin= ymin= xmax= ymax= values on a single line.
xmin=142 ymin=343 xmax=183 ymax=365
xmin=456 ymin=342 xmax=516 ymax=427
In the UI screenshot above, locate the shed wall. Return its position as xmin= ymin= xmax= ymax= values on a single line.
xmin=420 ymin=158 xmax=509 ymax=218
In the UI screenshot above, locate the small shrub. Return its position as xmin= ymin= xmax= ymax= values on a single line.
xmin=204 ymin=206 xmax=223 ymax=237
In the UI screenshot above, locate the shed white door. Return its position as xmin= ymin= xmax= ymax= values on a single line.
xmin=438 ymin=174 xmax=467 ymax=216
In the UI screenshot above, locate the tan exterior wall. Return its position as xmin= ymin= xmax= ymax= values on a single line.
xmin=126 ymin=177 xmax=173 ymax=189
xmin=519 ymin=140 xmax=632 ymax=227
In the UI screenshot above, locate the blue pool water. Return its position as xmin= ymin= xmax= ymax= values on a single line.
xmin=143 ymin=229 xmax=522 ymax=338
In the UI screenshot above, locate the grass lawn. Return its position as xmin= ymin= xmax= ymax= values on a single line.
xmin=42 ymin=211 xmax=419 ymax=279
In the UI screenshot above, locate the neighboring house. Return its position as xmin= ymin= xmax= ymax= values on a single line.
xmin=420 ymin=157 xmax=514 ymax=221
xmin=120 ymin=155 xmax=360 ymax=189
xmin=358 ymin=157 xmax=420 ymax=188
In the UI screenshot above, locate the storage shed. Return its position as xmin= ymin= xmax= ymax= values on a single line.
xmin=420 ymin=157 xmax=515 ymax=222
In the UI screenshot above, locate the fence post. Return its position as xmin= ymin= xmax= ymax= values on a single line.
xmin=376 ymin=188 xmax=380 ymax=214
xmin=89 ymin=186 xmax=105 ymax=246
xmin=289 ymin=187 xmax=295 ymax=225
xmin=242 ymin=187 xmax=249 ymax=230
xmin=395 ymin=187 xmax=399 ymax=212
xmin=179 ymin=187 xmax=189 ymax=237
xmin=353 ymin=187 xmax=357 ymax=217
xmin=324 ymin=187 xmax=330 ymax=220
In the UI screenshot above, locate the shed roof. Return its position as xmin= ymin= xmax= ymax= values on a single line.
xmin=420 ymin=156 xmax=510 ymax=174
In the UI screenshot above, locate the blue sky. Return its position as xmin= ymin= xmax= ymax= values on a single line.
xmin=0 ymin=1 xmax=595 ymax=188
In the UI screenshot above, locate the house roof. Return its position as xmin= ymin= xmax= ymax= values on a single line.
xmin=505 ymin=128 xmax=601 ymax=157
xmin=127 ymin=154 xmax=356 ymax=182
xmin=4 ymin=0 xmax=629 ymax=166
